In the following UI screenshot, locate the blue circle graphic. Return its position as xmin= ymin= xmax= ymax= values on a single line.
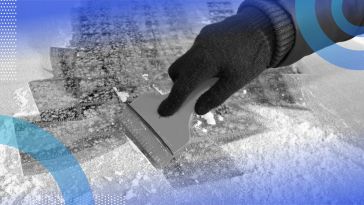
xmin=0 ymin=115 xmax=94 ymax=205
xmin=295 ymin=0 xmax=364 ymax=70
xmin=331 ymin=0 xmax=364 ymax=36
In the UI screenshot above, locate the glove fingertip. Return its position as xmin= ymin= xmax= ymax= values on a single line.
xmin=157 ymin=99 xmax=175 ymax=117
xmin=194 ymin=98 xmax=211 ymax=116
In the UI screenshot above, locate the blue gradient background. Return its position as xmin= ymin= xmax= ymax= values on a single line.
xmin=12 ymin=0 xmax=364 ymax=204
xmin=18 ymin=0 xmax=80 ymax=31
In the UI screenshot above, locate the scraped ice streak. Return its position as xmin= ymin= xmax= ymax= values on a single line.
xmin=13 ymin=86 xmax=40 ymax=118
xmin=0 ymin=0 xmax=16 ymax=81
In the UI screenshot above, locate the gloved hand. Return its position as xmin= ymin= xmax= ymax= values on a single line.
xmin=158 ymin=7 xmax=275 ymax=116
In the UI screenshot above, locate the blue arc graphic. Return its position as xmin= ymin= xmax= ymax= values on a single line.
xmin=0 ymin=115 xmax=94 ymax=205
xmin=296 ymin=0 xmax=364 ymax=70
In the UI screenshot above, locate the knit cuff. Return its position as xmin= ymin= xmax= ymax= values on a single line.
xmin=238 ymin=0 xmax=295 ymax=67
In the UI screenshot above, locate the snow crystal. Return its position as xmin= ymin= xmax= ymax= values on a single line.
xmin=194 ymin=120 xmax=202 ymax=128
xmin=104 ymin=176 xmax=112 ymax=182
xmin=142 ymin=74 xmax=149 ymax=80
xmin=113 ymin=87 xmax=129 ymax=102
xmin=152 ymin=84 xmax=168 ymax=95
xmin=201 ymin=112 xmax=216 ymax=125
xmin=125 ymin=189 xmax=136 ymax=200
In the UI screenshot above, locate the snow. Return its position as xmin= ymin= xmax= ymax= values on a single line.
xmin=152 ymin=84 xmax=169 ymax=95
xmin=193 ymin=120 xmax=202 ymax=128
xmin=201 ymin=112 xmax=216 ymax=125
xmin=113 ymin=87 xmax=129 ymax=103
xmin=4 ymin=64 xmax=364 ymax=204
xmin=2 ymin=99 xmax=364 ymax=204
xmin=142 ymin=74 xmax=149 ymax=81
xmin=12 ymin=86 xmax=40 ymax=118
xmin=3 ymin=0 xmax=364 ymax=204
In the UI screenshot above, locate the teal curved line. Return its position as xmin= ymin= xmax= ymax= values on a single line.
xmin=0 ymin=115 xmax=94 ymax=205
xmin=331 ymin=0 xmax=364 ymax=36
xmin=296 ymin=0 xmax=364 ymax=70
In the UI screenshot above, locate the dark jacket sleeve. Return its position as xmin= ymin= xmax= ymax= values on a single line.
xmin=239 ymin=0 xmax=364 ymax=67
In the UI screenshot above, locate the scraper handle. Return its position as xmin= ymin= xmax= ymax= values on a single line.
xmin=128 ymin=78 xmax=219 ymax=155
xmin=177 ymin=78 xmax=219 ymax=115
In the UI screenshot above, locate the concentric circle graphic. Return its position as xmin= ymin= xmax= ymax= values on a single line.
xmin=331 ymin=0 xmax=364 ymax=36
xmin=296 ymin=0 xmax=364 ymax=70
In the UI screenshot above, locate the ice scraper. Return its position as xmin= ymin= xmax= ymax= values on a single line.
xmin=118 ymin=78 xmax=218 ymax=168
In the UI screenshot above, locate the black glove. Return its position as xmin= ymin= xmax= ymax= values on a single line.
xmin=158 ymin=7 xmax=275 ymax=116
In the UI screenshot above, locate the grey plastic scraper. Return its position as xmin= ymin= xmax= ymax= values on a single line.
xmin=119 ymin=78 xmax=218 ymax=168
